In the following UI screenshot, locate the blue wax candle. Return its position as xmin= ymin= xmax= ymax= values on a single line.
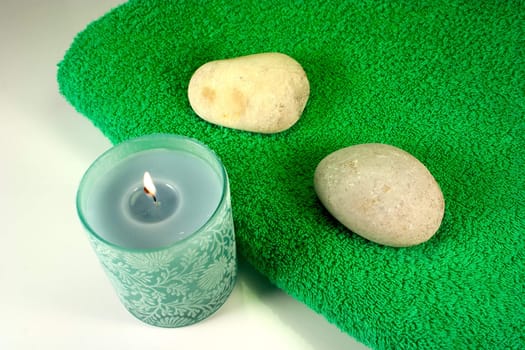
xmin=76 ymin=134 xmax=237 ymax=328
xmin=86 ymin=148 xmax=222 ymax=249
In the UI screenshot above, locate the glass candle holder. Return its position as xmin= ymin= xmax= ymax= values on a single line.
xmin=76 ymin=134 xmax=237 ymax=328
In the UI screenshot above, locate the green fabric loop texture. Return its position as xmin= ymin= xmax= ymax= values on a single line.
xmin=58 ymin=1 xmax=524 ymax=348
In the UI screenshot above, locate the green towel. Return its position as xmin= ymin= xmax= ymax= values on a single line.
xmin=57 ymin=1 xmax=524 ymax=348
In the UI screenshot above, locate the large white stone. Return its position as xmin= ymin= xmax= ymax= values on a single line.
xmin=314 ymin=143 xmax=445 ymax=247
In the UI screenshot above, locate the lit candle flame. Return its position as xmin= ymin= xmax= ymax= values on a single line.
xmin=143 ymin=171 xmax=157 ymax=203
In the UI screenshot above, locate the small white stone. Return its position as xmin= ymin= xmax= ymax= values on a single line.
xmin=188 ymin=52 xmax=310 ymax=133
xmin=314 ymin=143 xmax=445 ymax=247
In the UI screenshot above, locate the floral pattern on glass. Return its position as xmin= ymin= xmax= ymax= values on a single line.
xmin=89 ymin=196 xmax=236 ymax=328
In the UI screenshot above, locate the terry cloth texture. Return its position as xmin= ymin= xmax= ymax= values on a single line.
xmin=58 ymin=1 xmax=524 ymax=349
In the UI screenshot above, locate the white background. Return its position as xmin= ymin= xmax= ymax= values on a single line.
xmin=1 ymin=1 xmax=369 ymax=349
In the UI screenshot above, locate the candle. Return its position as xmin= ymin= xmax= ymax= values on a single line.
xmin=76 ymin=134 xmax=237 ymax=328
xmin=85 ymin=144 xmax=223 ymax=249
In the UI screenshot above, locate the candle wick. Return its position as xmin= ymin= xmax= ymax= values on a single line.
xmin=144 ymin=186 xmax=158 ymax=203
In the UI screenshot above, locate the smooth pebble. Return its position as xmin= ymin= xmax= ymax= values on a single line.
xmin=188 ymin=52 xmax=310 ymax=133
